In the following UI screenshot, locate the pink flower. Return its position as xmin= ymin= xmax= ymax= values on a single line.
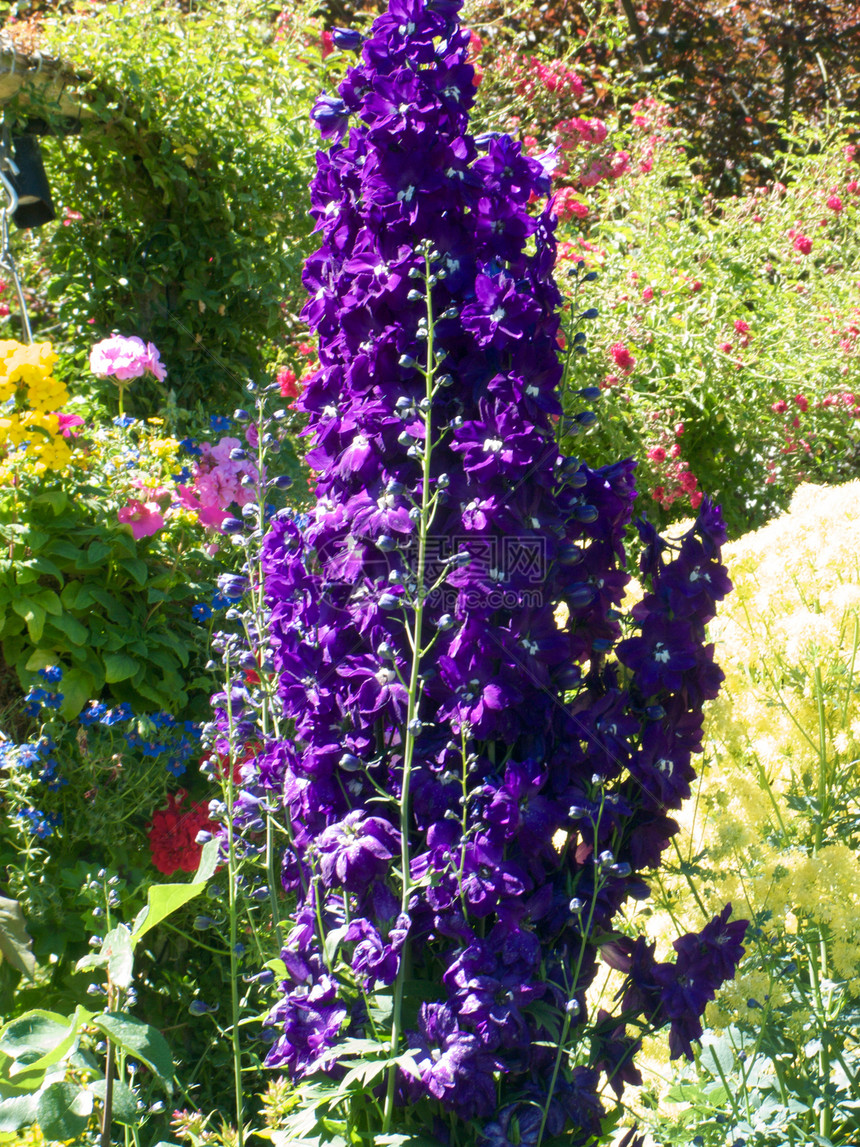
xmin=641 ymin=286 xmax=654 ymax=301
xmin=771 ymin=400 xmax=788 ymax=413
xmin=792 ymin=234 xmax=813 ymax=255
xmin=652 ymin=486 xmax=665 ymax=501
xmin=55 ymin=412 xmax=85 ymax=438
xmin=117 ymin=500 xmax=165 ymax=540
xmin=552 ymin=188 xmax=589 ymax=221
xmin=674 ymin=422 xmax=684 ymax=436
xmin=646 ymin=445 xmax=666 ymax=463
xmin=794 ymin=393 xmax=808 ymax=412
xmin=827 ymin=194 xmax=844 ymax=213
xmin=733 ymin=320 xmax=750 ymax=335
xmin=90 ymin=335 xmax=167 ymax=383
xmin=690 ymin=280 xmax=703 ymax=293
xmin=847 ymin=180 xmax=859 ymax=195
xmin=62 ymin=207 xmax=83 ymax=226
xmin=717 ymin=341 xmax=733 ymax=354
xmin=609 ymin=342 xmax=635 ymax=373
xmin=689 ymin=490 xmax=703 ymax=509
xmin=680 ymin=470 xmax=698 ymax=493
xmin=0 ymin=303 xmax=10 ymax=318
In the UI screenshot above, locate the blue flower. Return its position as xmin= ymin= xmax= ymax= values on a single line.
xmin=38 ymin=666 xmax=63 ymax=684
xmin=113 ymin=415 xmax=136 ymax=428
xmin=17 ymin=808 xmax=62 ymax=839
xmin=166 ymin=757 xmax=187 ymax=777
xmin=192 ymin=603 xmax=213 ymax=622
xmin=79 ymin=701 xmax=107 ymax=726
xmin=15 ymin=745 xmax=41 ymax=768
xmin=171 ymin=467 xmax=192 ymax=482
xmin=100 ymin=702 xmax=134 ymax=726
xmin=210 ymin=415 xmax=231 ymax=433
xmin=179 ymin=437 xmax=202 ymax=457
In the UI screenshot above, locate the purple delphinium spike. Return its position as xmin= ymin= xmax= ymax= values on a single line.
xmin=253 ymin=0 xmax=746 ymax=1138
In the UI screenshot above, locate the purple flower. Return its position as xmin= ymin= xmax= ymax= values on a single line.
xmin=316 ymin=810 xmax=400 ymax=893
xmin=265 ymin=974 xmax=347 ymax=1076
xmin=253 ymin=0 xmax=741 ymax=1133
xmin=461 ymin=272 xmax=543 ymax=348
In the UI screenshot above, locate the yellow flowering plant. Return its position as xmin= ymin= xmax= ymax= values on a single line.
xmin=0 ymin=341 xmax=74 ymax=477
xmin=641 ymin=482 xmax=860 ymax=1146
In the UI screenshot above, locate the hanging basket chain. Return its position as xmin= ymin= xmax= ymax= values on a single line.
xmin=0 ymin=125 xmax=32 ymax=344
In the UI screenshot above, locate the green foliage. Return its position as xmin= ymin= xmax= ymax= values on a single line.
xmin=558 ymin=115 xmax=860 ymax=537
xmin=0 ymin=847 xmax=217 ymax=1145
xmin=0 ymin=476 xmax=216 ymax=718
xmin=9 ymin=0 xmax=320 ymax=406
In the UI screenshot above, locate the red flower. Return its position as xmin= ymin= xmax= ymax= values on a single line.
xmin=792 ymin=234 xmax=813 ymax=255
xmin=148 ymin=790 xmax=217 ymax=876
xmin=827 ymin=194 xmax=844 ymax=213
xmin=609 ymin=342 xmax=635 ymax=373
xmin=277 ymin=367 xmax=298 ymax=398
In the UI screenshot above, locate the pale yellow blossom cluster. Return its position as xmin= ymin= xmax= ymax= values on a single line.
xmin=631 ymin=484 xmax=860 ymax=1126
xmin=0 ymin=340 xmax=72 ymax=475
xmin=652 ymin=481 xmax=860 ymax=1007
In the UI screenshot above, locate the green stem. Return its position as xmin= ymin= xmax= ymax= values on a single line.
xmin=382 ymin=252 xmax=437 ymax=1134
xmin=224 ymin=666 xmax=245 ymax=1147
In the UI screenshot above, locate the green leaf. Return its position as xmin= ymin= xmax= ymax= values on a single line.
xmin=47 ymin=612 xmax=88 ymax=646
xmin=57 ymin=668 xmax=95 ymax=719
xmin=30 ymin=590 xmax=62 ymax=617
xmin=33 ymin=489 xmax=68 ymax=515
xmin=11 ymin=600 xmax=45 ymax=643
xmin=119 ymin=557 xmax=148 ymax=586
xmin=91 ymin=1014 xmax=173 ymax=1091
xmin=87 ymin=541 xmax=113 ymax=563
xmin=0 ymin=1012 xmax=70 ymax=1063
xmin=89 ymin=1078 xmax=138 ymax=1124
xmin=44 ymin=539 xmax=84 ymax=562
xmin=21 ymin=1006 xmax=91 ymax=1072
xmin=36 ymin=1080 xmax=93 ymax=1141
xmin=0 ymin=897 xmax=36 ymax=979
xmin=101 ymin=925 xmax=134 ymax=990
xmin=0 ymin=1093 xmax=37 ymax=1131
xmin=103 ymin=652 xmax=140 ymax=683
xmin=131 ymin=838 xmax=219 ymax=945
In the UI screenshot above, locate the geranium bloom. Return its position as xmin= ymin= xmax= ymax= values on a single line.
xmin=148 ymin=790 xmax=215 ymax=874
xmin=90 ymin=335 xmax=167 ymax=382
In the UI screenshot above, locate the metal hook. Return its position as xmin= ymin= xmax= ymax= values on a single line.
xmin=0 ymin=167 xmax=17 ymax=216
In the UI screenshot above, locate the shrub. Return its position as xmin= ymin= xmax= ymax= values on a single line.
xmin=5 ymin=0 xmax=321 ymax=406
xmin=555 ymin=113 xmax=860 ymax=538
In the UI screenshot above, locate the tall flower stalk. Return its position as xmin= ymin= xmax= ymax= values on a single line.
xmin=250 ymin=0 xmax=747 ymax=1142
